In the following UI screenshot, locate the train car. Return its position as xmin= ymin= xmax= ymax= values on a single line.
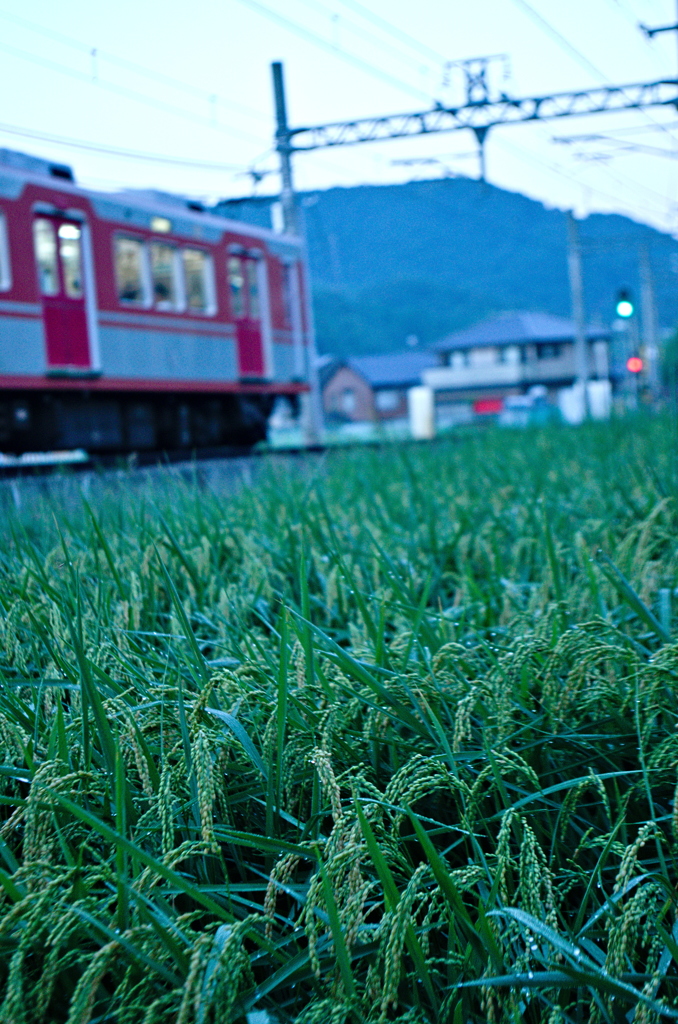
xmin=0 ymin=149 xmax=311 ymax=454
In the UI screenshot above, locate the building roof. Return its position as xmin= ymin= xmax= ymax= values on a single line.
xmin=348 ymin=350 xmax=438 ymax=388
xmin=316 ymin=355 xmax=344 ymax=390
xmin=431 ymin=311 xmax=609 ymax=352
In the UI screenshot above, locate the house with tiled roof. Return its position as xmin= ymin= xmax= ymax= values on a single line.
xmin=423 ymin=312 xmax=611 ymax=415
xmin=320 ymin=349 xmax=437 ymax=423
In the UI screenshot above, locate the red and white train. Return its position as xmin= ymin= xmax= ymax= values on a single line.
xmin=0 ymin=149 xmax=311 ymax=453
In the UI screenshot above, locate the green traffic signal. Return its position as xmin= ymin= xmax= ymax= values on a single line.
xmin=616 ymin=289 xmax=634 ymax=318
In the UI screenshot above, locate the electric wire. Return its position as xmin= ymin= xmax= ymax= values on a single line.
xmin=597 ymin=0 xmax=675 ymax=70
xmin=494 ymin=133 xmax=672 ymax=225
xmin=334 ymin=0 xmax=447 ymax=64
xmin=508 ymin=0 xmax=608 ymax=81
xmin=231 ymin=0 xmax=432 ymax=102
xmin=0 ymin=121 xmax=244 ymax=170
xmin=508 ymin=0 xmax=676 ymax=133
xmin=0 ymin=38 xmax=267 ymax=148
xmin=555 ymin=135 xmax=678 ymax=159
xmin=505 ymin=0 xmax=678 ymax=224
xmin=555 ymin=119 xmax=678 ymax=138
xmin=0 ymin=8 xmax=269 ymax=124
xmin=1 ymin=1 xmax=673 ymax=230
xmin=289 ymin=0 xmax=439 ymax=76
xmin=240 ymin=0 xmax=678 ymax=221
xmin=0 ymin=17 xmax=389 ymax=191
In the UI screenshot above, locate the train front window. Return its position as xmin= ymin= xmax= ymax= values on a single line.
xmin=150 ymin=242 xmax=177 ymax=309
xmin=58 ymin=223 xmax=82 ymax=298
xmin=115 ymin=237 xmax=147 ymax=304
xmin=33 ymin=218 xmax=59 ymax=295
xmin=183 ymin=248 xmax=214 ymax=313
xmin=228 ymin=256 xmax=244 ymax=317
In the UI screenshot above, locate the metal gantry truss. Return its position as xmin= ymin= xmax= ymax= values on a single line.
xmin=286 ymin=79 xmax=678 ymax=153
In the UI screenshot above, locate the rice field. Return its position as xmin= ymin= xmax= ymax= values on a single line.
xmin=1 ymin=418 xmax=678 ymax=1024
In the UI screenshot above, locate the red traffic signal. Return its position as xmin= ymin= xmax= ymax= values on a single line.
xmin=626 ymin=356 xmax=643 ymax=373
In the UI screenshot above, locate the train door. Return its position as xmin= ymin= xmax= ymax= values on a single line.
xmin=228 ymin=253 xmax=266 ymax=377
xmin=33 ymin=215 xmax=93 ymax=370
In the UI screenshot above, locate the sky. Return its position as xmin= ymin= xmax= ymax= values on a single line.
xmin=1 ymin=0 xmax=678 ymax=233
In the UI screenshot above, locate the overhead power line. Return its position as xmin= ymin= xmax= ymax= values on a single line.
xmin=0 ymin=8 xmax=268 ymax=124
xmin=232 ymin=0 xmax=432 ymax=102
xmin=0 ymin=121 xmax=244 ymax=171
xmin=335 ymin=0 xmax=447 ymax=64
xmin=507 ymin=0 xmax=676 ymax=143
xmin=289 ymin=0 xmax=437 ymax=75
xmin=553 ymin=132 xmax=678 ymax=159
xmin=507 ymin=0 xmax=607 ymax=80
xmin=0 ymin=38 xmax=266 ymax=148
xmin=493 ymin=134 xmax=671 ymax=223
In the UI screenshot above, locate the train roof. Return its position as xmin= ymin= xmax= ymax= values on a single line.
xmin=0 ymin=148 xmax=301 ymax=251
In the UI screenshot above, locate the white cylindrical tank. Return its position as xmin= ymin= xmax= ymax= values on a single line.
xmin=557 ymin=382 xmax=586 ymax=425
xmin=408 ymin=385 xmax=436 ymax=440
xmin=586 ymin=380 xmax=612 ymax=421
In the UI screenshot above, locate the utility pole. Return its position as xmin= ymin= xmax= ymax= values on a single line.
xmin=272 ymin=61 xmax=298 ymax=236
xmin=639 ymin=244 xmax=660 ymax=399
xmin=271 ymin=61 xmax=323 ymax=443
xmin=566 ymin=211 xmax=589 ymax=414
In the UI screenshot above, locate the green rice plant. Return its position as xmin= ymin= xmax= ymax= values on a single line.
xmin=0 ymin=417 xmax=678 ymax=1021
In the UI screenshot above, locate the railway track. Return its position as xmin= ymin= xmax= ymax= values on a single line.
xmin=0 ymin=437 xmax=331 ymax=475
xmin=0 ymin=442 xmax=327 ymax=512
xmin=0 ymin=434 xmax=448 ymax=516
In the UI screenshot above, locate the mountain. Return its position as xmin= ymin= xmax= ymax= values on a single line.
xmin=216 ymin=177 xmax=678 ymax=358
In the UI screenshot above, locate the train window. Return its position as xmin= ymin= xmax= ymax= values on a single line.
xmin=183 ymin=248 xmax=215 ymax=313
xmin=0 ymin=212 xmax=10 ymax=290
xmin=58 ymin=223 xmax=82 ymax=298
xmin=281 ymin=263 xmax=293 ymax=328
xmin=150 ymin=242 xmax=178 ymax=309
xmin=115 ymin=237 xmax=148 ymax=304
xmin=228 ymin=256 xmax=245 ymax=317
xmin=246 ymin=260 xmax=260 ymax=319
xmin=33 ymin=218 xmax=59 ymax=295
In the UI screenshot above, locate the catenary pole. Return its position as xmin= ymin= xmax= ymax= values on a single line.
xmin=639 ymin=244 xmax=659 ymax=398
xmin=272 ymin=62 xmax=297 ymax=236
xmin=271 ymin=61 xmax=323 ymax=443
xmin=566 ymin=212 xmax=589 ymax=402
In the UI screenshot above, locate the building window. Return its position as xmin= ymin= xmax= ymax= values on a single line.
xmin=183 ymin=248 xmax=215 ymax=313
xmin=375 ymin=389 xmax=400 ymax=411
xmin=0 ymin=212 xmax=10 ymax=291
xmin=538 ymin=343 xmax=561 ymax=359
xmin=33 ymin=218 xmax=59 ymax=295
xmin=150 ymin=242 xmax=179 ymax=309
xmin=470 ymin=346 xmax=499 ymax=366
xmin=115 ymin=236 xmax=148 ymax=304
xmin=502 ymin=345 xmax=521 ymax=364
xmin=341 ymin=388 xmax=356 ymax=414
